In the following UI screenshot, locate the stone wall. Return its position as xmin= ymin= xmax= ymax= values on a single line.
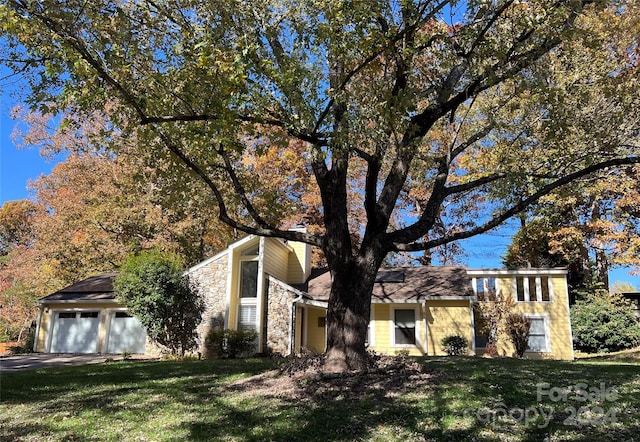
xmin=189 ymin=253 xmax=229 ymax=353
xmin=266 ymin=277 xmax=300 ymax=356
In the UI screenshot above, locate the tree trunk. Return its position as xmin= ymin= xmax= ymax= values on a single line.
xmin=324 ymin=261 xmax=377 ymax=372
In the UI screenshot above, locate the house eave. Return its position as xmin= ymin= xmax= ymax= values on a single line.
xmin=37 ymin=298 xmax=120 ymax=306
xmin=187 ymin=249 xmax=230 ymax=274
xmin=267 ymin=275 xmax=306 ymax=297
xmin=466 ymin=268 xmax=568 ymax=276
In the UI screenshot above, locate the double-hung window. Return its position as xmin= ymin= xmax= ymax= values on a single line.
xmin=526 ymin=316 xmax=550 ymax=352
xmin=394 ymin=309 xmax=416 ymax=346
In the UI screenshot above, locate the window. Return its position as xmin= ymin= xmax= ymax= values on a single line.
xmin=240 ymin=261 xmax=258 ymax=298
xmin=394 ymin=309 xmax=416 ymax=345
xmin=475 ymin=277 xmax=496 ymax=300
xmin=515 ymin=276 xmax=552 ymax=302
xmin=80 ymin=311 xmax=99 ymax=318
xmin=516 ymin=277 xmax=526 ymax=301
xmin=241 ymin=245 xmax=259 ymax=256
xmin=59 ymin=312 xmax=76 ymax=319
xmin=540 ymin=277 xmax=550 ymax=301
xmin=526 ymin=317 xmax=549 ymax=352
xmin=237 ymin=253 xmax=259 ymax=336
xmin=238 ymin=305 xmax=257 ymax=330
xmin=528 ymin=277 xmax=537 ymax=301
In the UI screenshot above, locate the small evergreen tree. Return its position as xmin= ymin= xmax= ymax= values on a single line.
xmin=114 ymin=250 xmax=204 ymax=357
xmin=571 ymin=290 xmax=640 ymax=353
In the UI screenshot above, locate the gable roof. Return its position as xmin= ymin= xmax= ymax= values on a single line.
xmin=38 ymin=273 xmax=117 ymax=303
xmin=305 ymin=266 xmax=473 ymax=303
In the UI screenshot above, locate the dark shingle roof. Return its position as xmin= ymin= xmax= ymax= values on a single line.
xmin=306 ymin=266 xmax=473 ymax=302
xmin=39 ymin=273 xmax=117 ymax=303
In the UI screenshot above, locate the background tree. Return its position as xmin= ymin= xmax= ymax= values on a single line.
xmin=0 ymin=200 xmax=40 ymax=342
xmin=114 ymin=249 xmax=204 ymax=357
xmin=571 ymin=289 xmax=640 ymax=353
xmin=500 ymin=4 xmax=640 ymax=293
xmin=2 ymin=0 xmax=639 ymax=371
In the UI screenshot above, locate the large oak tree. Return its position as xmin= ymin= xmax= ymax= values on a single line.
xmin=2 ymin=0 xmax=639 ymax=371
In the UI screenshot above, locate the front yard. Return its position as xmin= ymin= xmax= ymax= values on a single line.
xmin=1 ymin=353 xmax=639 ymax=441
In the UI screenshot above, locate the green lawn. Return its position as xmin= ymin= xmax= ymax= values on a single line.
xmin=1 ymin=354 xmax=639 ymax=441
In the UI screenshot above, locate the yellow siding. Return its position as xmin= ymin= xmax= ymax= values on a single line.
xmin=487 ymin=274 xmax=573 ymax=360
xmin=35 ymin=306 xmax=50 ymax=352
xmin=304 ymin=307 xmax=326 ymax=353
xmin=425 ymin=299 xmax=474 ymax=356
xmin=287 ymin=241 xmax=311 ymax=284
xmin=263 ymin=238 xmax=290 ymax=283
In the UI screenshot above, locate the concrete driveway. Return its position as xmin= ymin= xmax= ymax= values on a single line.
xmin=0 ymin=354 xmax=154 ymax=372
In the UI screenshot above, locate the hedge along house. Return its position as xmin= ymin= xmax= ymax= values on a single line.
xmin=189 ymin=233 xmax=575 ymax=359
xmin=33 ymin=273 xmax=147 ymax=354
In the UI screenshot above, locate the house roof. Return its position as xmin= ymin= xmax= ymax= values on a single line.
xmin=38 ymin=273 xmax=117 ymax=303
xmin=305 ymin=266 xmax=474 ymax=302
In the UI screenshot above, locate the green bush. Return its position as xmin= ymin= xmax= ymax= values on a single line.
xmin=114 ymin=249 xmax=204 ymax=357
xmin=571 ymin=292 xmax=640 ymax=353
xmin=505 ymin=314 xmax=531 ymax=358
xmin=441 ymin=335 xmax=468 ymax=356
xmin=204 ymin=328 xmax=257 ymax=359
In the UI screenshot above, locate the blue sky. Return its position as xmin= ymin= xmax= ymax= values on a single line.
xmin=1 ymin=86 xmax=638 ymax=288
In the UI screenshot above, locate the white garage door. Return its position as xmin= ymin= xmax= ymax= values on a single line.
xmin=107 ymin=312 xmax=146 ymax=354
xmin=50 ymin=311 xmax=100 ymax=353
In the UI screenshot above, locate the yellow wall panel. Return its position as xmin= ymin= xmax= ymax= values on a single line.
xmin=425 ymin=299 xmax=474 ymax=356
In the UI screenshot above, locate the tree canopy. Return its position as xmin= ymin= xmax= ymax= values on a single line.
xmin=2 ymin=0 xmax=639 ymax=370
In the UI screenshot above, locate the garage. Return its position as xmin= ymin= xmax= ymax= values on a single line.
xmin=50 ymin=311 xmax=101 ymax=353
xmin=35 ymin=274 xmax=148 ymax=355
xmin=106 ymin=311 xmax=147 ymax=354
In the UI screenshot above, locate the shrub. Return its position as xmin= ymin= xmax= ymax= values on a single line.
xmin=114 ymin=249 xmax=204 ymax=357
xmin=204 ymin=328 xmax=257 ymax=359
xmin=505 ymin=314 xmax=531 ymax=358
xmin=441 ymin=335 xmax=468 ymax=356
xmin=571 ymin=292 xmax=640 ymax=353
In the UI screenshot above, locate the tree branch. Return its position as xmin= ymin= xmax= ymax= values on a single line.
xmin=392 ymin=156 xmax=640 ymax=251
xmin=155 ymin=126 xmax=323 ymax=247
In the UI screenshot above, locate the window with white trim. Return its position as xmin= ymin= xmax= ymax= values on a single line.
xmin=474 ymin=277 xmax=497 ymax=300
xmin=515 ymin=276 xmax=552 ymax=302
xmin=526 ymin=316 xmax=549 ymax=352
xmin=393 ymin=309 xmax=416 ymax=346
xmin=237 ymin=244 xmax=259 ymax=331
xmin=237 ymin=304 xmax=257 ymax=331
xmin=365 ymin=310 xmax=375 ymax=347
xmin=239 ymin=261 xmax=258 ymax=298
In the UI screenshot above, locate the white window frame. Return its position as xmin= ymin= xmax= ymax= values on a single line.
xmin=390 ymin=306 xmax=420 ymax=348
xmin=472 ymin=277 xmax=497 ymax=299
xmin=524 ymin=314 xmax=551 ymax=353
xmin=366 ymin=307 xmax=376 ymax=347
xmin=237 ymin=304 xmax=258 ymax=331
xmin=237 ymin=254 xmax=259 ymax=330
